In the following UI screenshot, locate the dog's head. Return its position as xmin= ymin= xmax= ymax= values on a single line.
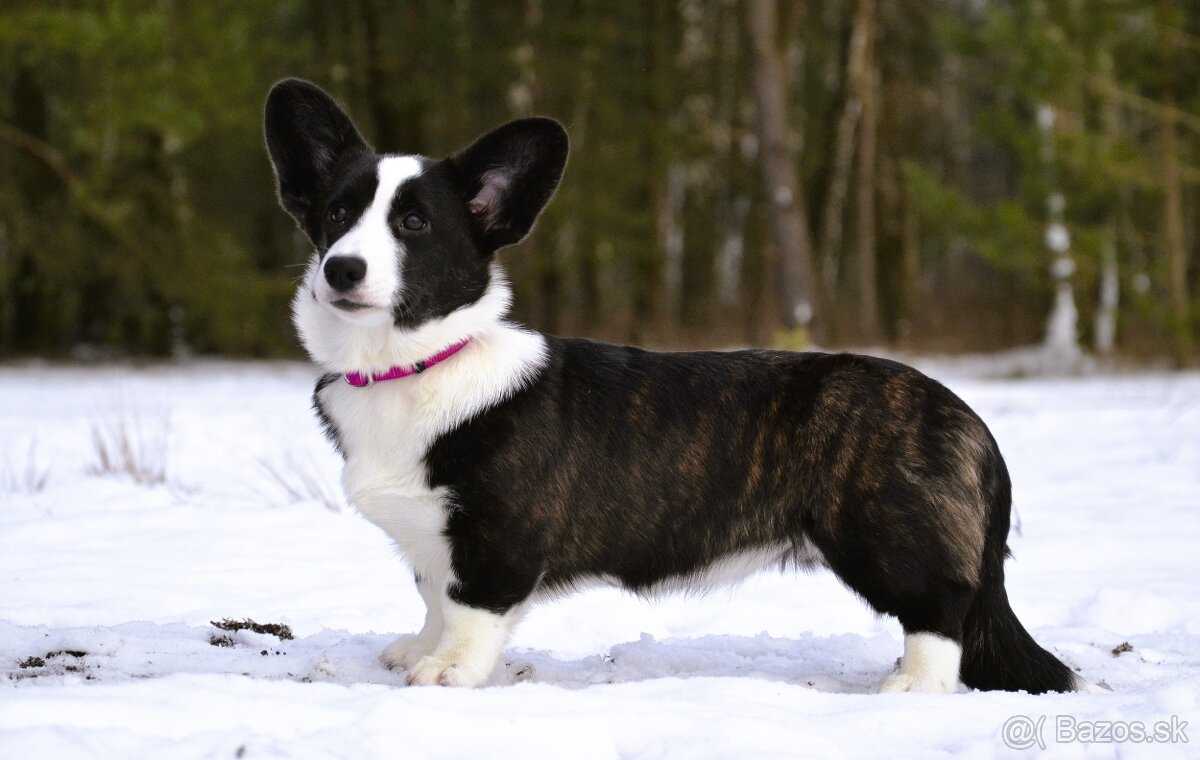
xmin=263 ymin=78 xmax=567 ymax=370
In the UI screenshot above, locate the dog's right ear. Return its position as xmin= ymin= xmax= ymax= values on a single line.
xmin=264 ymin=78 xmax=370 ymax=229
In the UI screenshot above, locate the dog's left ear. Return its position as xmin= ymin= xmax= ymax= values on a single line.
xmin=450 ymin=118 xmax=568 ymax=252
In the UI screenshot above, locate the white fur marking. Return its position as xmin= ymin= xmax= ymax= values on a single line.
xmin=296 ymin=260 xmax=527 ymax=373
xmin=313 ymin=274 xmax=546 ymax=574
xmin=1073 ymin=674 xmax=1112 ymax=694
xmin=297 ymin=260 xmax=547 ymax=681
xmin=533 ymin=538 xmax=827 ymax=603
xmin=309 ymin=155 xmax=423 ymax=329
xmin=879 ymin=632 xmax=962 ymax=694
xmin=639 ymin=544 xmax=790 ymax=598
xmin=406 ymin=598 xmax=523 ymax=687
xmin=794 ymin=536 xmax=827 ymax=569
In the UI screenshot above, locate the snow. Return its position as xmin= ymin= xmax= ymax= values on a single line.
xmin=2 ymin=360 xmax=1198 ymax=758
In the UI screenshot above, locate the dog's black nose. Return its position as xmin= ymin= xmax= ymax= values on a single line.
xmin=324 ymin=256 xmax=367 ymax=292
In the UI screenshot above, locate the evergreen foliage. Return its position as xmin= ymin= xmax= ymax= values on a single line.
xmin=0 ymin=0 xmax=1196 ymax=361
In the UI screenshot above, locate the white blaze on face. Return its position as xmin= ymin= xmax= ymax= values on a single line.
xmin=315 ymin=155 xmax=423 ymax=324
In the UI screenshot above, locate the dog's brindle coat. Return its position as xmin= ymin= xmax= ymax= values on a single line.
xmin=265 ymin=78 xmax=1084 ymax=694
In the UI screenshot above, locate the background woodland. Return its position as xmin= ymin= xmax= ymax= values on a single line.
xmin=2 ymin=0 xmax=1198 ymax=364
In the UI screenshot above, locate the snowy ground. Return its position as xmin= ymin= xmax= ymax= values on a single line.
xmin=1 ymin=359 xmax=1198 ymax=759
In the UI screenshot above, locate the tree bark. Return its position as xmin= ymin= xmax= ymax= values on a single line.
xmin=635 ymin=0 xmax=672 ymax=342
xmin=1037 ymin=105 xmax=1081 ymax=365
xmin=851 ymin=0 xmax=880 ymax=342
xmin=1094 ymin=49 xmax=1121 ymax=356
xmin=1160 ymin=107 xmax=1191 ymax=363
xmin=817 ymin=96 xmax=860 ymax=302
xmin=745 ymin=0 xmax=821 ymax=337
xmin=1159 ymin=0 xmax=1192 ymax=364
xmin=8 ymin=67 xmax=50 ymax=353
xmin=900 ymin=178 xmax=920 ymax=348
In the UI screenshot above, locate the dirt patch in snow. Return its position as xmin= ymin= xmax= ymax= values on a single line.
xmin=210 ymin=618 xmax=294 ymax=640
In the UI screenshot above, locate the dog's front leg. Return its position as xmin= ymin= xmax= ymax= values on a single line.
xmin=399 ymin=507 xmax=542 ymax=687
xmin=380 ymin=571 xmax=444 ymax=672
xmin=404 ymin=594 xmax=525 ymax=688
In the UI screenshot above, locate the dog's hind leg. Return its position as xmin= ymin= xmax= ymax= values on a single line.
xmin=821 ymin=537 xmax=977 ymax=694
xmin=872 ymin=548 xmax=977 ymax=694
xmin=879 ymin=629 xmax=967 ymax=694
xmin=804 ymin=487 xmax=981 ymax=694
xmin=806 ymin=396 xmax=1079 ymax=694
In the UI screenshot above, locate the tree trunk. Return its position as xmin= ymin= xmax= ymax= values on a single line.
xmin=852 ymin=0 xmax=880 ymax=342
xmin=900 ymin=180 xmax=920 ymax=348
xmin=1159 ymin=1 xmax=1192 ymax=364
xmin=714 ymin=0 xmax=747 ymax=312
xmin=359 ymin=0 xmax=395 ymax=149
xmin=1037 ymin=105 xmax=1081 ymax=366
xmin=1094 ymin=50 xmax=1121 ymax=356
xmin=745 ymin=0 xmax=821 ymax=338
xmin=1160 ymin=107 xmax=1191 ymax=364
xmin=661 ymin=164 xmax=686 ymax=325
xmin=816 ymin=0 xmax=871 ymax=305
xmin=634 ymin=0 xmax=672 ymax=342
xmin=1094 ymin=230 xmax=1119 ymax=355
xmin=8 ymin=66 xmax=51 ymax=354
xmin=568 ymin=6 xmax=600 ymax=336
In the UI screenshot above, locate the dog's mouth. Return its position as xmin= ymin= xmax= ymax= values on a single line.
xmin=330 ymin=298 xmax=374 ymax=312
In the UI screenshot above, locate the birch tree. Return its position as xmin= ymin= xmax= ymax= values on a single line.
xmin=745 ymin=0 xmax=821 ymax=339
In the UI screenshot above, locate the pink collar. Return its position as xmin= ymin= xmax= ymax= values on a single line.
xmin=344 ymin=338 xmax=472 ymax=387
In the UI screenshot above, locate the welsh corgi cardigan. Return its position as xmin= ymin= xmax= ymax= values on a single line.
xmin=264 ymin=78 xmax=1089 ymax=693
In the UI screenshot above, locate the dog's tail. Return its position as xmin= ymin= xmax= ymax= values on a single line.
xmin=958 ymin=456 xmax=1087 ymax=694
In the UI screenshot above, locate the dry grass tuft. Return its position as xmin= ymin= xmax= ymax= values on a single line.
xmin=1 ymin=439 xmax=50 ymax=495
xmin=257 ymin=450 xmax=344 ymax=512
xmin=89 ymin=407 xmax=169 ymax=486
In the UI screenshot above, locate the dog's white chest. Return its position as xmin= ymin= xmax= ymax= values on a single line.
xmin=328 ymin=378 xmax=439 ymax=496
xmin=321 ymin=378 xmax=452 ymax=573
xmin=321 ymin=376 xmax=451 ymax=571
xmin=316 ymin=327 xmax=548 ymax=575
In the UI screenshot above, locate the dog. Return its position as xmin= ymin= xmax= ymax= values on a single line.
xmin=264 ymin=78 xmax=1089 ymax=693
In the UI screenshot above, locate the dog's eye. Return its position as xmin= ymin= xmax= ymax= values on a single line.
xmin=328 ymin=204 xmax=348 ymax=224
xmin=401 ymin=212 xmax=426 ymax=231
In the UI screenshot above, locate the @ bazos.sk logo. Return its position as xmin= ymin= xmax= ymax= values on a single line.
xmin=1002 ymin=714 xmax=1189 ymax=750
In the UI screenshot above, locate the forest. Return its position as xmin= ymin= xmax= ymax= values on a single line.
xmin=1 ymin=0 xmax=1198 ymax=364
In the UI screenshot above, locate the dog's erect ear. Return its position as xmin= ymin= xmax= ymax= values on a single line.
xmin=264 ymin=78 xmax=370 ymax=227
xmin=450 ymin=118 xmax=568 ymax=252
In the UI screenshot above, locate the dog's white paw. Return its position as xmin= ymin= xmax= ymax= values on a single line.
xmin=405 ymin=654 xmax=490 ymax=687
xmin=878 ymin=632 xmax=962 ymax=694
xmin=380 ymin=633 xmax=436 ymax=672
xmin=878 ymin=671 xmax=957 ymax=694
